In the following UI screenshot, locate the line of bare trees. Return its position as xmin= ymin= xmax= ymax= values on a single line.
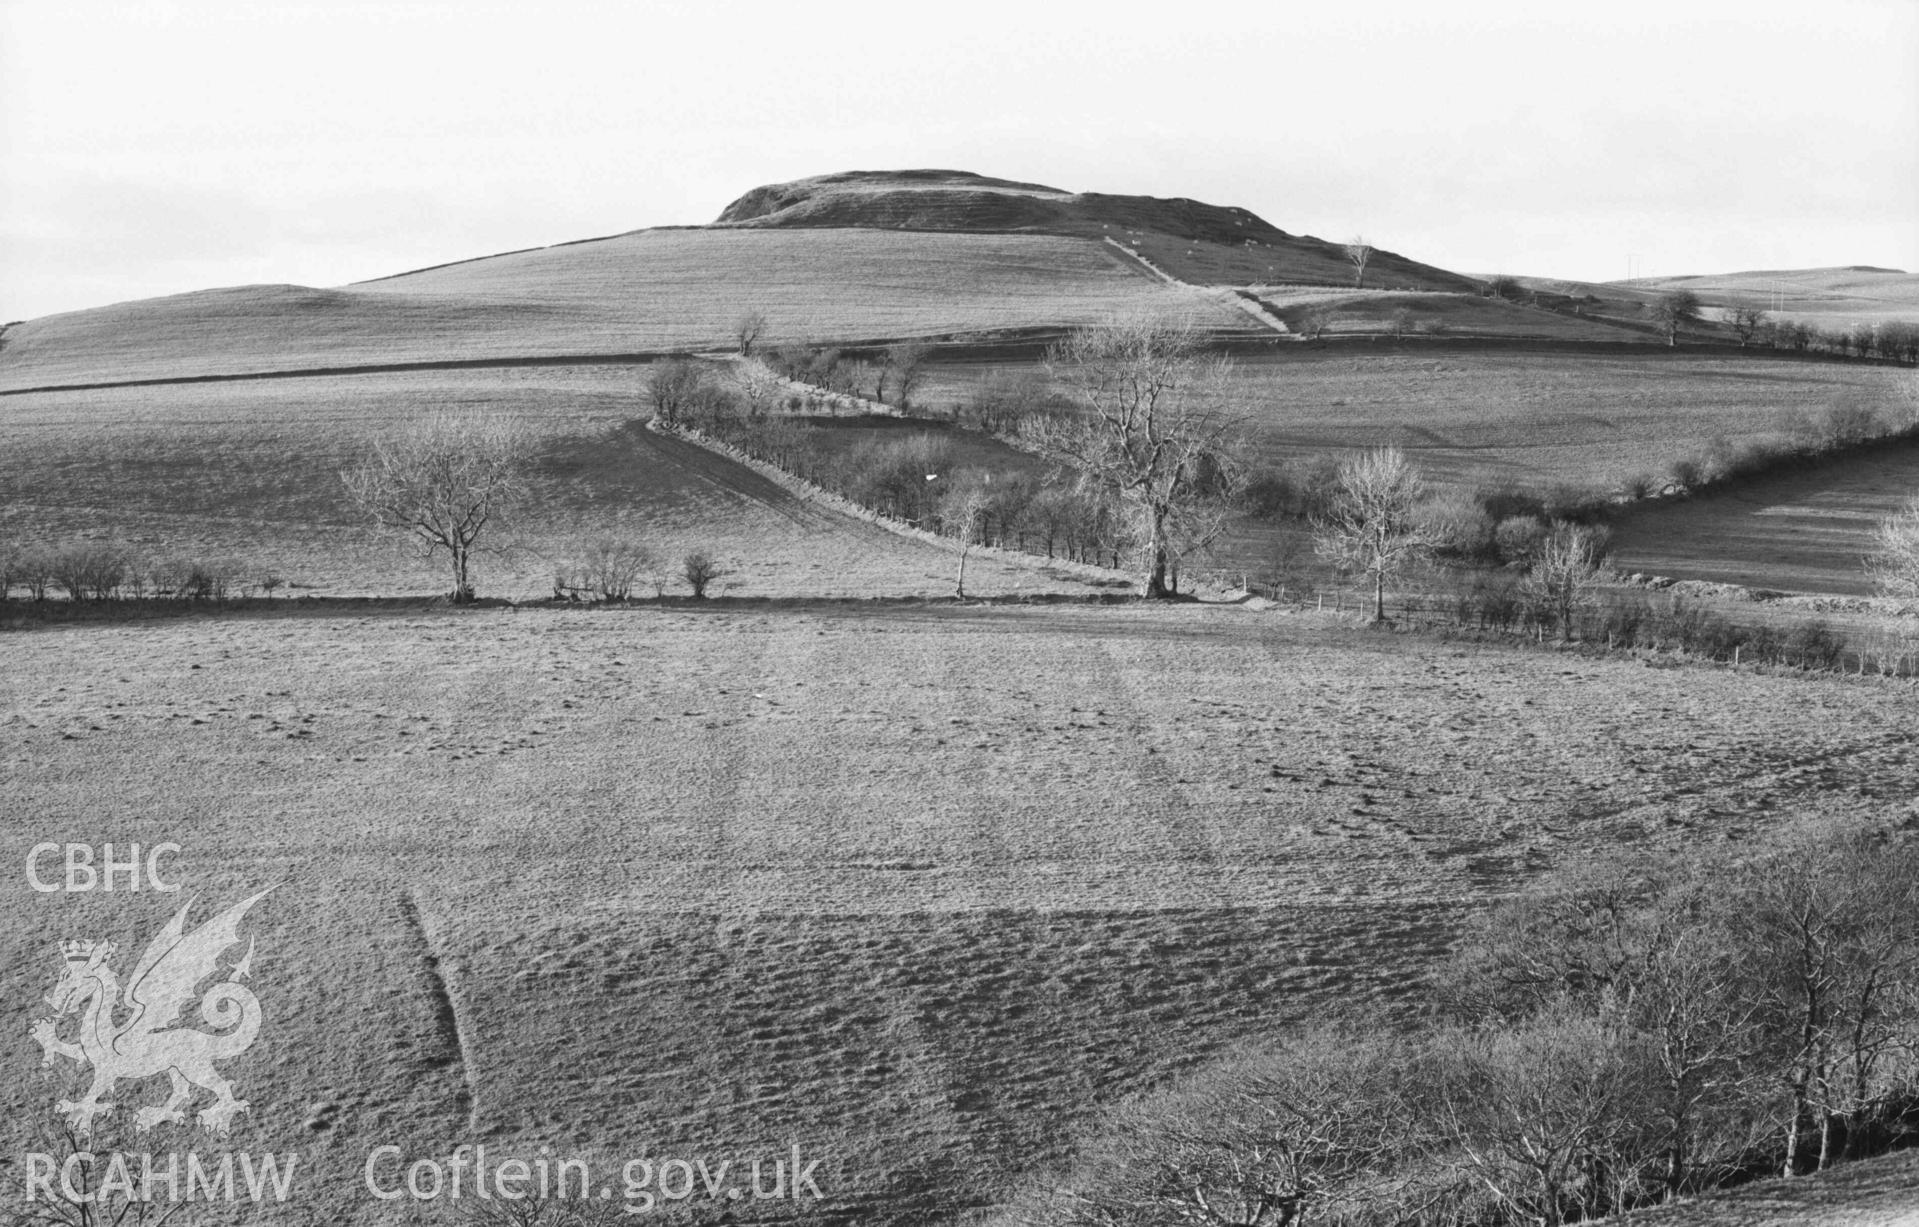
xmin=761 ymin=340 xmax=935 ymax=411
xmin=0 ymin=539 xmax=280 ymax=605
xmin=657 ymin=317 xmax=1259 ymax=596
xmin=1006 ymin=820 xmax=1919 ymax=1227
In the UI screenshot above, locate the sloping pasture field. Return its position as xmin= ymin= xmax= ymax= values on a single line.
xmin=0 ymin=365 xmax=1102 ymax=600
xmin=0 ymin=230 xmax=1244 ymax=392
xmin=3 ymin=604 xmax=1913 ymax=1224
xmin=1607 ymin=436 xmax=1919 ymax=595
xmin=919 ymin=348 xmax=1910 ymax=494
xmin=1257 ymin=291 xmax=1657 ymax=344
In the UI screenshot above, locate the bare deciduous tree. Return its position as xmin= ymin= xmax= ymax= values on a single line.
xmin=1652 ymin=291 xmax=1703 ymax=347
xmin=1025 ymin=316 xmax=1247 ymax=598
xmin=733 ymin=310 xmax=767 ymax=356
xmin=1344 ymin=236 xmax=1374 ymax=289
xmin=341 ymin=413 xmax=533 ymax=602
xmin=1729 ymin=826 xmax=1919 ymax=1176
xmin=1727 ymin=305 xmax=1769 ymax=348
xmin=1027 ymin=1028 xmax=1438 ymax=1227
xmin=1437 ymin=1007 xmax=1657 ymax=1226
xmin=936 ymin=474 xmax=994 ymax=599
xmin=732 ymin=360 xmax=785 ymax=420
xmin=1524 ymin=522 xmax=1611 ymax=641
xmin=884 ymin=340 xmax=932 ymax=411
xmin=1314 ymin=446 xmax=1438 ymax=622
xmin=1865 ymin=496 xmax=1919 ymax=603
xmin=647 ymin=357 xmax=708 ymax=427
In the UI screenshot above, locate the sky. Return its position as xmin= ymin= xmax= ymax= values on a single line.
xmin=2 ymin=0 xmax=1915 ymax=321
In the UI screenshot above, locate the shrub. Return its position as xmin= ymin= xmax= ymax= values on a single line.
xmin=146 ymin=555 xmax=239 ymax=601
xmin=48 ymin=540 xmax=131 ymax=602
xmin=1619 ymin=472 xmax=1656 ymax=500
xmin=1476 ymin=481 xmax=1547 ymax=524
xmin=556 ymin=538 xmax=658 ymax=602
xmin=1456 ymin=573 xmax=1523 ymax=631
xmin=1821 ymin=401 xmax=1882 ymax=448
xmin=1782 ymin=619 xmax=1846 ymax=670
xmin=681 ymin=551 xmax=730 ymax=598
xmin=1494 ymin=515 xmax=1547 ymax=564
xmin=0 ymin=542 xmax=36 ymax=601
xmin=1542 ymin=482 xmax=1607 ymax=523
xmin=1667 ymin=457 xmax=1703 ymax=491
xmin=1597 ymin=596 xmax=1651 ymax=647
xmin=1420 ymin=489 xmax=1496 ymax=559
xmin=1239 ymin=466 xmax=1295 ymax=520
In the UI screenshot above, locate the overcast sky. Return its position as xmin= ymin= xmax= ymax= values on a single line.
xmin=3 ymin=0 xmax=1915 ymax=321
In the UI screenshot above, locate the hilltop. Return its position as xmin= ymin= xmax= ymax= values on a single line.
xmin=714 ymin=168 xmax=1481 ymax=292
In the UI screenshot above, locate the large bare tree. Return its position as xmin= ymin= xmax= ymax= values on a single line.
xmin=1314 ymin=446 xmax=1437 ymax=621
xmin=1344 ymin=236 xmax=1374 ymax=289
xmin=1024 ymin=316 xmax=1246 ymax=598
xmin=341 ymin=412 xmax=533 ymax=602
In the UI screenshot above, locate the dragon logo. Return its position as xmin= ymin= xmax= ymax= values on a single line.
xmin=29 ymin=887 xmax=273 ymax=1136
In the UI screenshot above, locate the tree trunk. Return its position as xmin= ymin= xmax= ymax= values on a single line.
xmin=1373 ymin=568 xmax=1385 ymax=622
xmin=451 ymin=543 xmax=473 ymax=603
xmin=1146 ymin=550 xmax=1169 ymax=598
xmin=1145 ymin=505 xmax=1172 ymax=598
xmin=1783 ymin=1083 xmax=1809 ymax=1176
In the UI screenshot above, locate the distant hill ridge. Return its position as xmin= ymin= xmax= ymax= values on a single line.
xmin=713 ymin=169 xmax=1480 ymax=292
xmin=715 ymin=168 xmax=1293 ymax=246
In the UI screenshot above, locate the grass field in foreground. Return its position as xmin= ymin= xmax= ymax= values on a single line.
xmin=0 ymin=230 xmax=1243 ymax=392
xmin=0 ymin=365 xmax=1108 ymax=600
xmin=4 ymin=603 xmax=1914 ymax=1224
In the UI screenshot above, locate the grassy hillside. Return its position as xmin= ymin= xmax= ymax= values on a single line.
xmin=1627 ymin=265 xmax=1919 ymax=332
xmin=1516 ymin=267 xmax=1919 ymax=337
xmin=0 ymin=230 xmax=1243 ymax=392
xmin=918 ymin=349 xmax=1910 ymax=494
xmin=5 ymin=603 xmax=1911 ymax=1224
xmin=1255 ymin=289 xmax=1656 ymax=343
xmin=1609 ymin=436 xmax=1919 ymax=596
xmin=0 ymin=365 xmax=1108 ymax=600
xmin=716 ymin=169 xmax=1482 ymax=292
